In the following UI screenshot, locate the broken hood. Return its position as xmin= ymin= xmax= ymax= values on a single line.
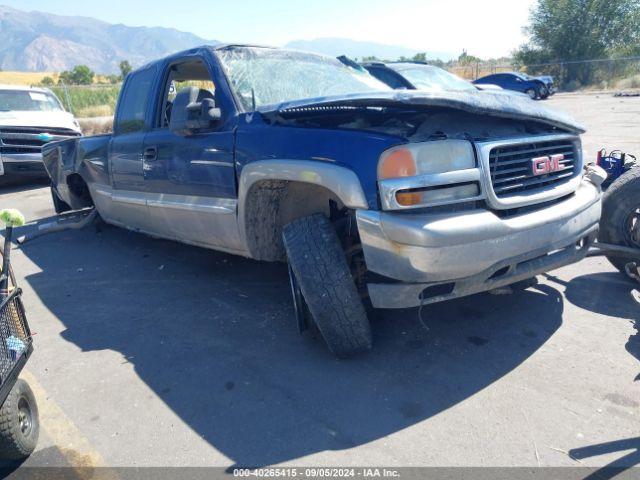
xmin=258 ymin=89 xmax=584 ymax=134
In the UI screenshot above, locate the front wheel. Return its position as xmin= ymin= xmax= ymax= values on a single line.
xmin=283 ymin=214 xmax=372 ymax=357
xmin=599 ymin=167 xmax=640 ymax=272
xmin=0 ymin=379 xmax=39 ymax=460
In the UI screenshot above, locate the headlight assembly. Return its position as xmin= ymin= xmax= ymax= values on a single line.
xmin=377 ymin=140 xmax=484 ymax=210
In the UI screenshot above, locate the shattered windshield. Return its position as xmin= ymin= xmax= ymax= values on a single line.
xmin=216 ymin=47 xmax=391 ymax=110
xmin=392 ymin=65 xmax=476 ymax=92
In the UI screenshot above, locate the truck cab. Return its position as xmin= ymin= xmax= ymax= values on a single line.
xmin=44 ymin=45 xmax=604 ymax=357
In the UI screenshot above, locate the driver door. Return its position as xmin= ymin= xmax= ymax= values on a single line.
xmin=142 ymin=56 xmax=239 ymax=249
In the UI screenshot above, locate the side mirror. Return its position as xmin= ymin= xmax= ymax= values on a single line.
xmin=170 ymin=87 xmax=222 ymax=136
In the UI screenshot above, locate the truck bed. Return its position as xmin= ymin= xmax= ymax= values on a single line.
xmin=42 ymin=134 xmax=111 ymax=210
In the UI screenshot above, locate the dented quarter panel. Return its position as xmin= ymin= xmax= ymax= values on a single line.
xmin=42 ymin=134 xmax=112 ymax=209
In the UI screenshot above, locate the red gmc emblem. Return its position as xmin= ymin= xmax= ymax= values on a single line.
xmin=531 ymin=154 xmax=564 ymax=176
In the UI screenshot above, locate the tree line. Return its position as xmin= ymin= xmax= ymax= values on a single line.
xmin=40 ymin=60 xmax=133 ymax=86
xmin=514 ymin=0 xmax=640 ymax=87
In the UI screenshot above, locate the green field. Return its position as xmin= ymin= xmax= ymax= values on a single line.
xmin=50 ymin=85 xmax=121 ymax=118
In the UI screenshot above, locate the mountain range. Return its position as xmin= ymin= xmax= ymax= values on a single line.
xmin=0 ymin=5 xmax=455 ymax=74
xmin=0 ymin=5 xmax=216 ymax=73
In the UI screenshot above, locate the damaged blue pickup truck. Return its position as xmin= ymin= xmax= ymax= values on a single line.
xmin=43 ymin=45 xmax=604 ymax=357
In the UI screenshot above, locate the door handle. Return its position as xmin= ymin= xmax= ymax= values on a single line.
xmin=142 ymin=147 xmax=158 ymax=162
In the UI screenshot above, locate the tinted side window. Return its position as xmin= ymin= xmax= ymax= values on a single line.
xmin=156 ymin=59 xmax=217 ymax=128
xmin=115 ymin=67 xmax=155 ymax=134
xmin=367 ymin=68 xmax=406 ymax=89
xmin=480 ymin=75 xmax=497 ymax=82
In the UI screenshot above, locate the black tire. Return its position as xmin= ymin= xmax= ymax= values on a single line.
xmin=287 ymin=263 xmax=314 ymax=334
xmin=525 ymin=88 xmax=538 ymax=100
xmin=50 ymin=186 xmax=71 ymax=214
xmin=599 ymin=167 xmax=640 ymax=273
xmin=0 ymin=379 xmax=39 ymax=460
xmin=282 ymin=214 xmax=372 ymax=357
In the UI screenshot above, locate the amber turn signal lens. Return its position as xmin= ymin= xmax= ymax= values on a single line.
xmin=379 ymin=149 xmax=416 ymax=180
xmin=395 ymin=191 xmax=422 ymax=206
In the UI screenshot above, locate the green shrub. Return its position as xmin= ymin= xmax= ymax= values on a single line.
xmin=51 ymin=85 xmax=121 ymax=117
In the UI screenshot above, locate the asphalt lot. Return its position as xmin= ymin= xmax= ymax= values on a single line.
xmin=0 ymin=92 xmax=638 ymax=474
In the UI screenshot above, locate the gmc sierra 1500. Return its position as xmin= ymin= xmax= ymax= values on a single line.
xmin=43 ymin=45 xmax=604 ymax=357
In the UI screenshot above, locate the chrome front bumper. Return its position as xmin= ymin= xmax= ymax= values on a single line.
xmin=0 ymin=152 xmax=45 ymax=176
xmin=357 ymin=178 xmax=602 ymax=308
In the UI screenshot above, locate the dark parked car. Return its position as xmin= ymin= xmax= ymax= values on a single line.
xmin=362 ymin=61 xmax=477 ymax=92
xmin=473 ymin=72 xmax=551 ymax=100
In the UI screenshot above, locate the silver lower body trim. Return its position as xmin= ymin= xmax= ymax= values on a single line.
xmin=89 ymin=184 xmax=248 ymax=255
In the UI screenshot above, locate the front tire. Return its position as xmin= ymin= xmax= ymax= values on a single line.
xmin=0 ymin=379 xmax=39 ymax=460
xmin=283 ymin=214 xmax=372 ymax=357
xmin=599 ymin=167 xmax=640 ymax=273
xmin=539 ymin=85 xmax=549 ymax=99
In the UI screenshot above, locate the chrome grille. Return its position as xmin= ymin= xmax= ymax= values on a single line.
xmin=488 ymin=139 xmax=578 ymax=198
xmin=0 ymin=127 xmax=80 ymax=154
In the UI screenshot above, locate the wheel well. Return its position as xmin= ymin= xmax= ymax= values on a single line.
xmin=244 ymin=180 xmax=346 ymax=261
xmin=66 ymin=173 xmax=93 ymax=207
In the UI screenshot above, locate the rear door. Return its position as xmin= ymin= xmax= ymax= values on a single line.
xmin=107 ymin=66 xmax=157 ymax=232
xmin=141 ymin=55 xmax=241 ymax=250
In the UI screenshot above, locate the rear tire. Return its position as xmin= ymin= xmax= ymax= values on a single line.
xmin=283 ymin=214 xmax=372 ymax=357
xmin=0 ymin=379 xmax=39 ymax=460
xmin=525 ymin=88 xmax=538 ymax=100
xmin=50 ymin=186 xmax=71 ymax=214
xmin=599 ymin=167 xmax=640 ymax=273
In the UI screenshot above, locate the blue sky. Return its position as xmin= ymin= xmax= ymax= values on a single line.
xmin=3 ymin=0 xmax=536 ymax=58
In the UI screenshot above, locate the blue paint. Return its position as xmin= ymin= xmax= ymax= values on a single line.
xmin=473 ymin=72 xmax=549 ymax=97
xmin=235 ymin=113 xmax=402 ymax=209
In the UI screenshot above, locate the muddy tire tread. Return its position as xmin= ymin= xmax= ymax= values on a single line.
xmin=283 ymin=214 xmax=372 ymax=357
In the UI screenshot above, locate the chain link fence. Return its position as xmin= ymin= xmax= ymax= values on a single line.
xmin=448 ymin=56 xmax=640 ymax=91
xmin=521 ymin=56 xmax=640 ymax=90
xmin=448 ymin=63 xmax=513 ymax=81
